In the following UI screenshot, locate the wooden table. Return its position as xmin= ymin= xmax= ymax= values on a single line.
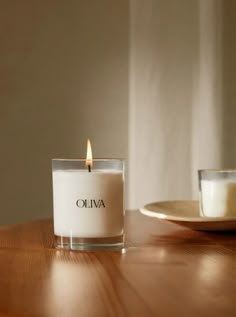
xmin=0 ymin=210 xmax=236 ymax=316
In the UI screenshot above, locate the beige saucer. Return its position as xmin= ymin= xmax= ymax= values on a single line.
xmin=140 ymin=200 xmax=236 ymax=231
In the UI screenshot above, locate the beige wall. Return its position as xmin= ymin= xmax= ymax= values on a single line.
xmin=223 ymin=0 xmax=236 ymax=167
xmin=0 ymin=1 xmax=128 ymax=224
xmin=2 ymin=1 xmax=236 ymax=224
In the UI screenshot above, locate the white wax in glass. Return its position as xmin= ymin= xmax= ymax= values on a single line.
xmin=200 ymin=179 xmax=236 ymax=217
xmin=53 ymin=169 xmax=124 ymax=237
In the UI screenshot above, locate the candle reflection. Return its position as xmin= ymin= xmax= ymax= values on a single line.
xmin=197 ymin=253 xmax=226 ymax=285
xmin=45 ymin=253 xmax=103 ymax=316
xmin=44 ymin=252 xmax=127 ymax=316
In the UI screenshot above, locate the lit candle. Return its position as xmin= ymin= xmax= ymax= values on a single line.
xmin=52 ymin=140 xmax=125 ymax=250
xmin=85 ymin=139 xmax=92 ymax=172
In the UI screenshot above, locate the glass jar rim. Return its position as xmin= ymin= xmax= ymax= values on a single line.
xmin=52 ymin=158 xmax=125 ymax=162
xmin=198 ymin=169 xmax=236 ymax=173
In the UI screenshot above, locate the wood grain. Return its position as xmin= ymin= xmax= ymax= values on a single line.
xmin=0 ymin=211 xmax=236 ymax=316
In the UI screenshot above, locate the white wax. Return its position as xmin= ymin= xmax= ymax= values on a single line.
xmin=200 ymin=179 xmax=236 ymax=217
xmin=53 ymin=170 xmax=124 ymax=237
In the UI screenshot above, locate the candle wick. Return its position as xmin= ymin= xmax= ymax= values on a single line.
xmin=88 ymin=164 xmax=91 ymax=173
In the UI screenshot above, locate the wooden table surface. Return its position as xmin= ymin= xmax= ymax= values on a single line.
xmin=1 ymin=210 xmax=236 ymax=317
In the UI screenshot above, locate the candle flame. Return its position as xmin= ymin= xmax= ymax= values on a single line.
xmin=85 ymin=139 xmax=93 ymax=167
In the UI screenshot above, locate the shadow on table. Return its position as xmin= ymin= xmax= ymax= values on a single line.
xmin=148 ymin=228 xmax=236 ymax=247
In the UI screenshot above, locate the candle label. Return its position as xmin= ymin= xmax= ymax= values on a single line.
xmin=76 ymin=199 xmax=106 ymax=208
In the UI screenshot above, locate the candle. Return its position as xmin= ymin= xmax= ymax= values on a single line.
xmin=53 ymin=169 xmax=124 ymax=237
xmin=52 ymin=140 xmax=125 ymax=250
xmin=199 ymin=170 xmax=236 ymax=217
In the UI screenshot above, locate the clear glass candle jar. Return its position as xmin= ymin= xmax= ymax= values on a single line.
xmin=199 ymin=169 xmax=236 ymax=217
xmin=52 ymin=159 xmax=125 ymax=250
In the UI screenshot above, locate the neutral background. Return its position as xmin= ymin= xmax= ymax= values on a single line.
xmin=0 ymin=1 xmax=128 ymax=224
xmin=128 ymin=0 xmax=236 ymax=208
xmin=1 ymin=0 xmax=236 ymax=225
